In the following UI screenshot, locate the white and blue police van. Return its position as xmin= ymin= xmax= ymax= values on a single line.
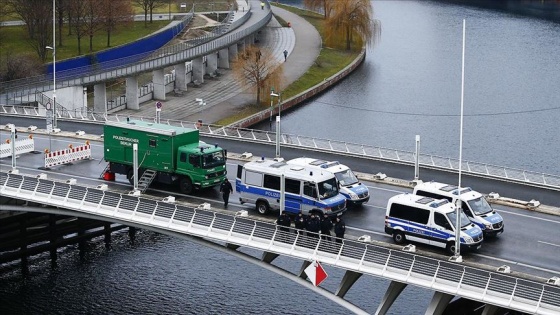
xmin=236 ymin=158 xmax=347 ymax=216
xmin=385 ymin=193 xmax=484 ymax=254
xmin=413 ymin=181 xmax=504 ymax=237
xmin=286 ymin=157 xmax=369 ymax=206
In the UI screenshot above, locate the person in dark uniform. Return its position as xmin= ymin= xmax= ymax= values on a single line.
xmin=334 ymin=216 xmax=346 ymax=243
xmin=320 ymin=213 xmax=333 ymax=241
xmin=306 ymin=213 xmax=321 ymax=238
xmin=276 ymin=211 xmax=291 ymax=232
xmin=219 ymin=178 xmax=233 ymax=208
xmin=294 ymin=211 xmax=307 ymax=235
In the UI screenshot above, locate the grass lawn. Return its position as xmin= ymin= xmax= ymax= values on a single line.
xmin=1 ymin=20 xmax=170 ymax=61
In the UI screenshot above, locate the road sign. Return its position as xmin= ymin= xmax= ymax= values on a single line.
xmin=304 ymin=260 xmax=328 ymax=287
xmin=156 ymin=101 xmax=162 ymax=112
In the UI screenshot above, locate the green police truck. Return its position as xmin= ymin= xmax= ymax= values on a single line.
xmin=103 ymin=120 xmax=227 ymax=194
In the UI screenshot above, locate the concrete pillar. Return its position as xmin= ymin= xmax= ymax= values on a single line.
xmin=238 ymin=40 xmax=246 ymax=55
xmin=424 ymin=291 xmax=454 ymax=315
xmin=261 ymin=251 xmax=279 ymax=263
xmin=49 ymin=214 xmax=57 ymax=266
xmin=245 ymin=34 xmax=254 ymax=47
xmin=207 ymin=53 xmax=218 ymax=75
xmin=192 ymin=56 xmax=204 ymax=84
xmin=128 ymin=226 xmax=136 ymax=244
xmin=93 ymin=83 xmax=107 ymax=114
xmin=482 ymin=304 xmax=500 ymax=315
xmin=335 ymin=270 xmax=363 ymax=298
xmin=104 ymin=223 xmax=111 ymax=249
xmin=126 ymin=76 xmax=139 ymax=110
xmin=174 ymin=63 xmax=187 ymax=91
xmin=228 ymin=43 xmax=238 ymax=62
xmin=153 ymin=69 xmax=166 ymax=100
xmin=218 ymin=48 xmax=229 ymax=69
xmin=375 ymin=281 xmax=407 ymax=315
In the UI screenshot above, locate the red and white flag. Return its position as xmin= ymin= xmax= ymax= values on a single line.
xmin=304 ymin=260 xmax=328 ymax=287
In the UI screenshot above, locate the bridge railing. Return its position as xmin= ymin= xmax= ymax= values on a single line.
xmin=0 ymin=171 xmax=559 ymax=315
xmin=0 ymin=110 xmax=558 ymax=191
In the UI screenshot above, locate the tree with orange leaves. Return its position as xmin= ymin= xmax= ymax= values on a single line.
xmin=324 ymin=0 xmax=380 ymax=51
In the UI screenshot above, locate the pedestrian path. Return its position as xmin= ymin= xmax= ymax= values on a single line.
xmin=117 ymin=2 xmax=321 ymax=125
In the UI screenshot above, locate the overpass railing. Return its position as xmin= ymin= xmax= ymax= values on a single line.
xmin=3 ymin=110 xmax=556 ymax=191
xmin=0 ymin=171 xmax=559 ymax=315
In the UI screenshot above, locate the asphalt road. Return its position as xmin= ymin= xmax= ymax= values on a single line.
xmin=1 ymin=122 xmax=559 ymax=280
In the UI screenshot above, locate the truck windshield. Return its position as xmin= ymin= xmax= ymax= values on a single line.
xmin=318 ymin=177 xmax=339 ymax=199
xmin=334 ymin=169 xmax=358 ymax=186
xmin=446 ymin=211 xmax=471 ymax=229
xmin=467 ymin=197 xmax=493 ymax=216
xmin=201 ymin=151 xmax=225 ymax=169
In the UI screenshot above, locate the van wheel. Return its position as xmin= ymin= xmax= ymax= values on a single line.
xmin=256 ymin=201 xmax=269 ymax=215
xmin=393 ymin=231 xmax=406 ymax=244
xmin=446 ymin=242 xmax=457 ymax=255
xmin=179 ymin=177 xmax=193 ymax=194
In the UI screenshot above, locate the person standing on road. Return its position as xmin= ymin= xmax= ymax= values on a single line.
xmin=219 ymin=178 xmax=233 ymax=208
xmin=294 ymin=211 xmax=307 ymax=235
xmin=261 ymin=1 xmax=264 ymax=10
xmin=334 ymin=216 xmax=346 ymax=243
xmin=306 ymin=213 xmax=321 ymax=238
xmin=283 ymin=49 xmax=288 ymax=61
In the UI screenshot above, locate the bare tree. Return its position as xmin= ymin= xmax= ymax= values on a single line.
xmin=83 ymin=0 xmax=105 ymax=53
xmin=100 ymin=0 xmax=133 ymax=47
xmin=0 ymin=0 xmax=10 ymax=46
xmin=69 ymin=0 xmax=89 ymax=55
xmin=325 ymin=0 xmax=380 ymax=51
xmin=303 ymin=0 xmax=334 ymax=18
xmin=232 ymin=45 xmax=284 ymax=106
xmin=134 ymin=0 xmax=165 ymax=26
xmin=0 ymin=51 xmax=43 ymax=82
xmin=7 ymin=0 xmax=51 ymax=41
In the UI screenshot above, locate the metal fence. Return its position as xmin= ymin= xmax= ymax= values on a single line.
xmin=0 ymin=109 xmax=558 ymax=192
xmin=1 ymin=171 xmax=558 ymax=315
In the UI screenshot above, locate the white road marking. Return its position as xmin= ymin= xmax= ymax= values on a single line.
xmin=495 ymin=208 xmax=560 ymax=224
xmin=538 ymin=240 xmax=560 ymax=248
xmin=473 ymin=253 xmax=560 ymax=274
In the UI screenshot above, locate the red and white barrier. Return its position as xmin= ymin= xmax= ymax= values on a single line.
xmin=44 ymin=144 xmax=92 ymax=168
xmin=0 ymin=136 xmax=35 ymax=158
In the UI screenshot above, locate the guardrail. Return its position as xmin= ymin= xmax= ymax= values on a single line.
xmin=2 ymin=109 xmax=557 ymax=192
xmin=1 ymin=171 xmax=559 ymax=315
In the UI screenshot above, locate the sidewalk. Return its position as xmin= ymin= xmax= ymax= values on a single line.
xmin=118 ymin=3 xmax=321 ymax=125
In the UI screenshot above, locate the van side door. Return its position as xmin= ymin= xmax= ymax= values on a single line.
xmin=433 ymin=212 xmax=454 ymax=246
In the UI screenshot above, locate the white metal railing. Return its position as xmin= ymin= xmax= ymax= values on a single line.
xmin=0 ymin=171 xmax=559 ymax=314
xmin=1 ymin=110 xmax=557 ymax=192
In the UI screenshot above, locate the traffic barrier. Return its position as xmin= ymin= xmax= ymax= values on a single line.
xmin=0 ymin=136 xmax=35 ymax=158
xmin=44 ymin=143 xmax=92 ymax=168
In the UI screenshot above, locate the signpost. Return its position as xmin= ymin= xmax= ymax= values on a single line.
xmin=155 ymin=101 xmax=162 ymax=124
xmin=304 ymin=260 xmax=328 ymax=287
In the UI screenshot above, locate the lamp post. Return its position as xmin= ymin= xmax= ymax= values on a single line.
xmin=46 ymin=0 xmax=57 ymax=129
xmin=270 ymin=89 xmax=280 ymax=158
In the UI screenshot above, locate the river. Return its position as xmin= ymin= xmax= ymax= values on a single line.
xmin=1 ymin=1 xmax=558 ymax=314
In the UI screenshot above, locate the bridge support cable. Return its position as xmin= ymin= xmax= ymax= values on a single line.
xmin=335 ymin=270 xmax=363 ymax=298
xmin=261 ymin=251 xmax=279 ymax=264
xmin=298 ymin=260 xmax=312 ymax=279
xmin=425 ymin=291 xmax=454 ymax=315
xmin=374 ymin=281 xmax=407 ymax=315
xmin=481 ymin=304 xmax=500 ymax=315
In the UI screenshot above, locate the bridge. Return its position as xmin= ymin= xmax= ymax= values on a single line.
xmin=0 ymin=116 xmax=559 ymax=315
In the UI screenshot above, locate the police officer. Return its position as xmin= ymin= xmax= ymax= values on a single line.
xmin=320 ymin=213 xmax=333 ymax=241
xmin=276 ymin=211 xmax=291 ymax=232
xmin=334 ymin=216 xmax=346 ymax=243
xmin=294 ymin=211 xmax=306 ymax=235
xmin=219 ymin=178 xmax=233 ymax=208
xmin=306 ymin=213 xmax=321 ymax=238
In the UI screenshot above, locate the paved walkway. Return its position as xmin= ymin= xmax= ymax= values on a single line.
xmin=117 ymin=2 xmax=321 ymax=125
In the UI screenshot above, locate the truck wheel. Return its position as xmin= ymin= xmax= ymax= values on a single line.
xmin=256 ymin=200 xmax=269 ymax=215
xmin=179 ymin=177 xmax=193 ymax=194
xmin=446 ymin=242 xmax=457 ymax=255
xmin=393 ymin=231 xmax=406 ymax=244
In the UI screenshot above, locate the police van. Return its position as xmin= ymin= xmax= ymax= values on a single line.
xmin=236 ymin=158 xmax=347 ymax=216
xmin=385 ymin=193 xmax=483 ymax=254
xmin=413 ymin=181 xmax=504 ymax=237
xmin=286 ymin=158 xmax=369 ymax=206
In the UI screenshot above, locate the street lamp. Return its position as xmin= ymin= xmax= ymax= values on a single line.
xmin=270 ymin=89 xmax=280 ymax=158
xmin=46 ymin=0 xmax=57 ymax=129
